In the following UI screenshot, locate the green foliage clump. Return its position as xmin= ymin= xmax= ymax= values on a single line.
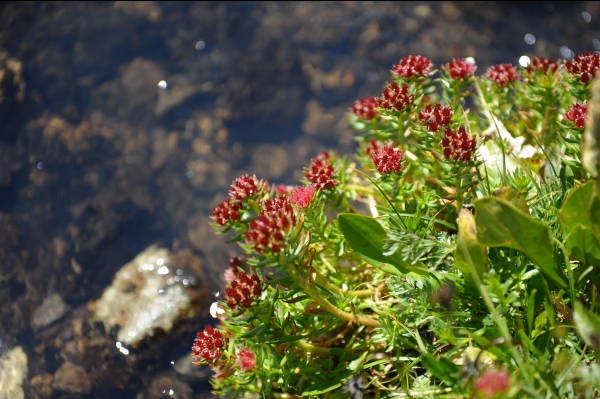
xmin=193 ymin=53 xmax=600 ymax=398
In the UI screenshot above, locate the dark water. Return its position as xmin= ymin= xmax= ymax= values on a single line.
xmin=0 ymin=2 xmax=597 ymax=398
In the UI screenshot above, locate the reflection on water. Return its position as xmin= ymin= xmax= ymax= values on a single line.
xmin=0 ymin=1 xmax=596 ymax=397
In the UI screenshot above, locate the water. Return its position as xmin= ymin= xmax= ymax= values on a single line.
xmin=0 ymin=2 xmax=595 ymax=398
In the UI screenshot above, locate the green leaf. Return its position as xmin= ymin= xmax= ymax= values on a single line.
xmin=574 ymin=301 xmax=600 ymax=350
xmin=421 ymin=354 xmax=459 ymax=385
xmin=557 ymin=180 xmax=600 ymax=263
xmin=493 ymin=186 xmax=529 ymax=214
xmin=338 ymin=213 xmax=427 ymax=275
xmin=455 ymin=209 xmax=488 ymax=288
xmin=557 ymin=180 xmax=595 ymax=232
xmin=474 ymin=197 xmax=567 ymax=289
xmin=565 ymin=226 xmax=600 ymax=263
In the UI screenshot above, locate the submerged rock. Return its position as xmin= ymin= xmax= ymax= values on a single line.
xmin=0 ymin=346 xmax=28 ymax=399
xmin=31 ymin=293 xmax=71 ymax=331
xmin=71 ymin=245 xmax=208 ymax=393
xmin=53 ymin=361 xmax=92 ymax=396
xmin=92 ymin=245 xmax=205 ymax=346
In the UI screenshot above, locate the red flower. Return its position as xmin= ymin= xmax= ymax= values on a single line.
xmin=392 ymin=55 xmax=433 ymax=78
xmin=245 ymin=197 xmax=296 ymax=253
xmin=365 ymin=140 xmax=383 ymax=156
xmin=305 ymin=156 xmax=337 ymax=191
xmin=442 ymin=127 xmax=477 ymax=162
xmin=565 ymin=102 xmax=588 ymax=128
xmin=419 ymin=104 xmax=453 ymax=131
xmin=236 ymin=348 xmax=256 ymax=371
xmin=372 ymin=146 xmax=404 ymax=174
xmin=274 ymin=184 xmax=294 ymax=196
xmin=376 ymin=83 xmax=414 ymax=111
xmin=290 ymin=185 xmax=315 ymax=209
xmin=445 ymin=58 xmax=476 ymax=80
xmin=225 ymin=272 xmax=262 ymax=309
xmin=486 ymin=64 xmax=519 ymax=87
xmin=566 ymin=51 xmax=600 ymax=83
xmin=229 ymin=175 xmax=266 ymax=201
xmin=351 ymin=97 xmax=378 ymax=119
xmin=474 ymin=369 xmax=510 ymax=397
xmin=211 ymin=199 xmax=242 ymax=226
xmin=526 ymin=57 xmax=558 ymax=74
xmin=192 ymin=326 xmax=226 ymax=364
xmin=224 ymin=256 xmax=243 ymax=283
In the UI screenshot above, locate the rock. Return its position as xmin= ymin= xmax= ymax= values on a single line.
xmin=93 ymin=245 xmax=206 ymax=346
xmin=59 ymin=340 xmax=81 ymax=365
xmin=29 ymin=373 xmax=54 ymax=399
xmin=173 ymin=353 xmax=212 ymax=380
xmin=31 ymin=293 xmax=71 ymax=331
xmin=0 ymin=346 xmax=28 ymax=399
xmin=53 ymin=361 xmax=92 ymax=395
xmin=136 ymin=375 xmax=193 ymax=399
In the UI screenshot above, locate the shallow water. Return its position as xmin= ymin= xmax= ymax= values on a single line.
xmin=0 ymin=2 xmax=596 ymax=398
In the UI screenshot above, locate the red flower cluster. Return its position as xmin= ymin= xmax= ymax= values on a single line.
xmin=306 ymin=155 xmax=337 ymax=190
xmin=245 ymin=197 xmax=296 ymax=253
xmin=566 ymin=51 xmax=600 ymax=83
xmin=192 ymin=326 xmax=226 ymax=364
xmin=565 ymin=102 xmax=588 ymax=128
xmin=290 ymin=185 xmax=315 ymax=209
xmin=419 ymin=104 xmax=453 ymax=131
xmin=445 ymin=57 xmax=476 ymax=80
xmin=526 ymin=57 xmax=558 ymax=74
xmin=211 ymin=199 xmax=241 ymax=226
xmin=236 ymin=348 xmax=256 ymax=371
xmin=372 ymin=146 xmax=404 ymax=174
xmin=365 ymin=140 xmax=382 ymax=156
xmin=351 ymin=97 xmax=378 ymax=119
xmin=224 ymin=255 xmax=243 ymax=283
xmin=229 ymin=175 xmax=265 ymax=201
xmin=392 ymin=55 xmax=433 ymax=78
xmin=474 ymin=369 xmax=510 ymax=397
xmin=225 ymin=271 xmax=262 ymax=309
xmin=376 ymin=83 xmax=414 ymax=111
xmin=274 ymin=184 xmax=294 ymax=196
xmin=486 ymin=64 xmax=519 ymax=87
xmin=442 ymin=127 xmax=477 ymax=162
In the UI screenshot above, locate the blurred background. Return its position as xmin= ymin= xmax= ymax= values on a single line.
xmin=0 ymin=2 xmax=598 ymax=398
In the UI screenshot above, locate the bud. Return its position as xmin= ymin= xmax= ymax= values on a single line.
xmin=371 ymin=146 xmax=404 ymax=174
xmin=566 ymin=51 xmax=600 ymax=83
xmin=290 ymin=185 xmax=316 ymax=209
xmin=229 ymin=175 xmax=266 ymax=201
xmin=565 ymin=102 xmax=588 ymax=128
xmin=351 ymin=97 xmax=378 ymax=119
xmin=192 ymin=326 xmax=226 ymax=365
xmin=442 ymin=127 xmax=477 ymax=162
xmin=445 ymin=57 xmax=476 ymax=80
xmin=486 ymin=64 xmax=519 ymax=87
xmin=419 ymin=104 xmax=453 ymax=132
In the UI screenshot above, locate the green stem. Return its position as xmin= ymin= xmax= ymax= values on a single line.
xmin=292 ymin=340 xmax=333 ymax=357
xmin=301 ymin=279 xmax=382 ymax=328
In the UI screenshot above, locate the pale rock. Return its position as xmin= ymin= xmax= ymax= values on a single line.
xmin=93 ymin=245 xmax=200 ymax=346
xmin=0 ymin=346 xmax=28 ymax=399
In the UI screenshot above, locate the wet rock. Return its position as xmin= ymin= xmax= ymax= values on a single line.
xmin=136 ymin=375 xmax=193 ymax=399
xmin=72 ymin=246 xmax=208 ymax=394
xmin=29 ymin=373 xmax=54 ymax=399
xmin=173 ymin=353 xmax=212 ymax=380
xmin=92 ymin=245 xmax=206 ymax=346
xmin=0 ymin=346 xmax=28 ymax=399
xmin=60 ymin=340 xmax=81 ymax=365
xmin=53 ymin=361 xmax=92 ymax=396
xmin=31 ymin=293 xmax=71 ymax=331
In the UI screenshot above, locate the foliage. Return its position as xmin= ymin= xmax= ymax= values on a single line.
xmin=192 ymin=54 xmax=600 ymax=398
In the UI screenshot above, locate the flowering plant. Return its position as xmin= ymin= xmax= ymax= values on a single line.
xmin=194 ymin=53 xmax=600 ymax=398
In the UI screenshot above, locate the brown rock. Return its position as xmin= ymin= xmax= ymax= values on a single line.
xmin=30 ymin=373 xmax=54 ymax=399
xmin=53 ymin=361 xmax=92 ymax=396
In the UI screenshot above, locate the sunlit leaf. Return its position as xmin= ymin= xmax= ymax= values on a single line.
xmin=475 ymin=197 xmax=567 ymax=288
xmin=455 ymin=209 xmax=488 ymax=289
xmin=338 ymin=213 xmax=427 ymax=275
xmin=574 ymin=301 xmax=600 ymax=350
